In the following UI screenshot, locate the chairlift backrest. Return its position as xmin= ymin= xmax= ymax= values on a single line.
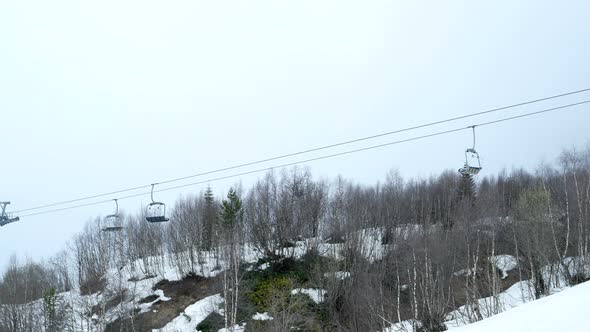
xmin=465 ymin=148 xmax=482 ymax=168
xmin=102 ymin=200 xmax=123 ymax=232
xmin=146 ymin=202 xmax=169 ymax=223
xmin=103 ymin=214 xmax=123 ymax=232
xmin=145 ymin=184 xmax=169 ymax=223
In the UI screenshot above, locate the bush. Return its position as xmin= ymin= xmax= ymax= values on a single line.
xmin=248 ymin=276 xmax=292 ymax=311
xmin=80 ymin=276 xmax=106 ymax=296
xmin=417 ymin=316 xmax=448 ymax=332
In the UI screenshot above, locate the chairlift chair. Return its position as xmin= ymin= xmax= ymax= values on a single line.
xmin=146 ymin=184 xmax=169 ymax=223
xmin=102 ymin=199 xmax=123 ymax=232
xmin=458 ymin=148 xmax=482 ymax=175
xmin=0 ymin=202 xmax=19 ymax=227
xmin=458 ymin=126 xmax=482 ymax=176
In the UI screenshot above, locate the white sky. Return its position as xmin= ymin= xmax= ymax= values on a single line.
xmin=1 ymin=0 xmax=589 ymax=268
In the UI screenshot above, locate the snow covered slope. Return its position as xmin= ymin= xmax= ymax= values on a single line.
xmin=452 ymin=280 xmax=590 ymax=332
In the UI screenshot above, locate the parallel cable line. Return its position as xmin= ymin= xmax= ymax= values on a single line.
xmin=14 ymin=88 xmax=590 ymax=214
xmin=18 ymin=99 xmax=590 ymax=218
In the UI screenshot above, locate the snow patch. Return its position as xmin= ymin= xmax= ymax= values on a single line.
xmin=453 ymin=268 xmax=476 ymax=277
xmin=291 ymin=288 xmax=326 ymax=304
xmin=154 ymin=294 xmax=223 ymax=332
xmin=449 ymin=281 xmax=590 ymax=331
xmin=387 ymin=256 xmax=586 ymax=332
xmin=324 ymin=271 xmax=351 ymax=280
xmin=154 ymin=289 xmax=171 ymax=302
xmin=217 ymin=323 xmax=246 ymax=332
xmin=252 ymin=312 xmax=273 ymax=321
xmin=138 ymin=289 xmax=172 ymax=314
xmin=489 ymin=255 xmax=517 ymax=279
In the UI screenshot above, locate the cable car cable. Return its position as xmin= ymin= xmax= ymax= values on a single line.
xmin=17 ymin=99 xmax=590 ymax=219
xmin=13 ymin=88 xmax=590 ymax=214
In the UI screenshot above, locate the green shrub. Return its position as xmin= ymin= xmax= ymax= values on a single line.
xmin=248 ymin=276 xmax=292 ymax=311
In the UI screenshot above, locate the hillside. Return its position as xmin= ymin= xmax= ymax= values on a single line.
xmin=2 ymin=148 xmax=590 ymax=331
xmin=452 ymin=280 xmax=590 ymax=332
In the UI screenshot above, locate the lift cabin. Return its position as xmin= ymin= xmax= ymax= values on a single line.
xmin=102 ymin=199 xmax=123 ymax=232
xmin=146 ymin=184 xmax=169 ymax=223
xmin=0 ymin=202 xmax=19 ymax=227
xmin=458 ymin=126 xmax=482 ymax=176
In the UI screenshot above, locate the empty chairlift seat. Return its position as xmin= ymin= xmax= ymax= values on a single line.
xmin=458 ymin=148 xmax=482 ymax=175
xmin=458 ymin=126 xmax=482 ymax=176
xmin=146 ymin=202 xmax=169 ymax=223
xmin=102 ymin=199 xmax=123 ymax=232
xmin=145 ymin=184 xmax=169 ymax=223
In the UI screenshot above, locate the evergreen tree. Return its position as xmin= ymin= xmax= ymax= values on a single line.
xmin=456 ymin=174 xmax=477 ymax=205
xmin=219 ymin=188 xmax=244 ymax=329
xmin=220 ymin=188 xmax=243 ymax=231
xmin=43 ymin=288 xmax=57 ymax=332
xmin=202 ymin=185 xmax=217 ymax=250
xmin=447 ymin=173 xmax=477 ymax=229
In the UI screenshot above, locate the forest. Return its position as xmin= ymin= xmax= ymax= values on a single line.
xmin=1 ymin=144 xmax=590 ymax=332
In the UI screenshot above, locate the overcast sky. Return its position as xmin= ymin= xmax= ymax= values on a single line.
xmin=1 ymin=1 xmax=589 ymax=268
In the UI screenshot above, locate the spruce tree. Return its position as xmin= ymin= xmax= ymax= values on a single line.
xmin=447 ymin=173 xmax=477 ymax=229
xmin=220 ymin=188 xmax=243 ymax=231
xmin=220 ymin=188 xmax=243 ymax=329
xmin=202 ymin=185 xmax=217 ymax=250
xmin=456 ymin=173 xmax=476 ymax=206
xmin=43 ymin=288 xmax=57 ymax=332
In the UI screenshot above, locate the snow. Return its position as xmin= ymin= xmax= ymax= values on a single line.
xmin=556 ymin=256 xmax=590 ymax=283
xmin=252 ymin=312 xmax=273 ymax=321
xmin=154 ymin=289 xmax=171 ymax=301
xmin=154 ymin=294 xmax=223 ymax=332
xmin=246 ymin=262 xmax=270 ymax=272
xmin=383 ymin=320 xmax=414 ymax=332
xmin=445 ymin=256 xmax=590 ymax=329
xmin=0 ymin=227 xmax=420 ymax=332
xmin=450 ymin=280 xmax=590 ymax=332
xmin=324 ymin=271 xmax=351 ymax=280
xmin=445 ymin=281 xmax=534 ymax=329
xmin=454 ymin=255 xmax=517 ymax=279
xmin=453 ymin=268 xmax=476 ymax=277
xmin=391 ymin=224 xmax=423 ymax=240
xmin=27 ymin=249 xmax=237 ymax=332
xmin=489 ymin=255 xmax=517 ymax=279
xmin=138 ymin=289 xmax=171 ymax=314
xmin=217 ymin=323 xmax=246 ymax=332
xmin=20 ymin=226 xmax=563 ymax=332
xmin=353 ymin=228 xmax=386 ymax=262
xmin=386 ymin=256 xmax=588 ymax=332
xmin=291 ymin=288 xmax=327 ymax=304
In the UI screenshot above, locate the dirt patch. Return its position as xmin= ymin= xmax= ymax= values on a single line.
xmin=80 ymin=276 xmax=106 ymax=296
xmin=138 ymin=294 xmax=159 ymax=304
xmin=128 ymin=274 xmax=157 ymax=282
xmin=501 ymin=269 xmax=522 ymax=289
xmin=91 ymin=290 xmax=127 ymax=317
xmin=105 ymin=275 xmax=222 ymax=332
